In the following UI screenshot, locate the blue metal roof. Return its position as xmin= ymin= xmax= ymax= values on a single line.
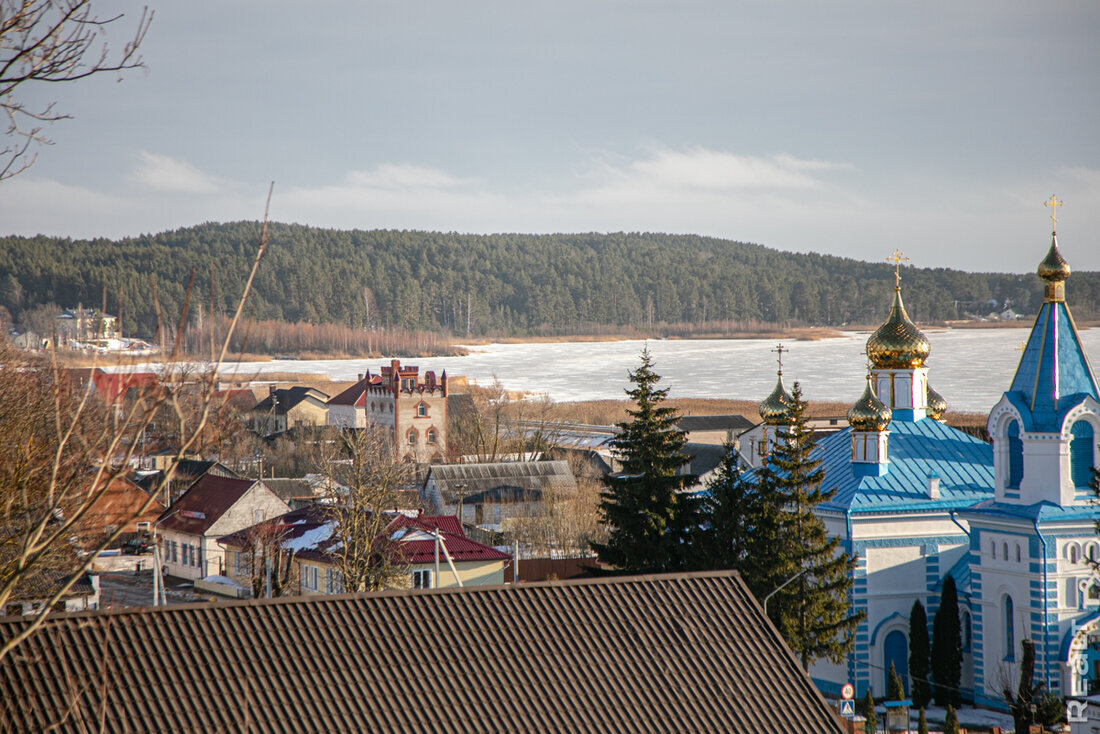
xmin=940 ymin=552 xmax=971 ymax=596
xmin=814 ymin=418 xmax=993 ymax=515
xmin=957 ymin=499 xmax=1100 ymax=524
xmin=1007 ymin=299 xmax=1099 ymax=432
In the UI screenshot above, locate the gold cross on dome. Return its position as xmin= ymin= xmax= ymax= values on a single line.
xmin=772 ymin=343 xmax=788 ymax=373
xmin=1044 ymin=195 xmax=1063 ymax=231
xmin=886 ymin=249 xmax=909 ymax=287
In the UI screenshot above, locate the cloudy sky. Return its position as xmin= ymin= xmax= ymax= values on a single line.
xmin=3 ymin=1 xmax=1098 ymax=273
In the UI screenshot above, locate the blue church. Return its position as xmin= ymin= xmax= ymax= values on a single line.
xmin=758 ymin=204 xmax=1100 ymax=706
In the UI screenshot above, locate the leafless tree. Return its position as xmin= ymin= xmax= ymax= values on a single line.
xmin=0 ymin=184 xmax=274 ymax=664
xmin=237 ymin=517 xmax=294 ymax=599
xmin=1 ymin=0 xmax=152 ymax=179
xmin=449 ymin=378 xmax=562 ymax=462
xmin=319 ymin=426 xmax=415 ymax=593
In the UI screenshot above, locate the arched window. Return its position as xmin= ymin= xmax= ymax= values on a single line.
xmin=1071 ymin=544 xmax=1080 ymax=564
xmin=406 ymin=429 xmax=418 ymax=445
xmin=962 ymin=611 xmax=972 ymax=652
xmin=426 ymin=428 xmax=438 ymax=445
xmin=1004 ymin=596 xmax=1015 ymax=661
xmin=417 ymin=401 xmax=429 ymax=418
xmin=1007 ymin=420 xmax=1024 ymax=489
xmin=1070 ymin=420 xmax=1095 ymax=488
xmin=1016 ymin=544 xmax=1021 ymax=563
xmin=1003 ymin=542 xmax=1008 ymax=561
xmin=991 ymin=541 xmax=996 ymax=559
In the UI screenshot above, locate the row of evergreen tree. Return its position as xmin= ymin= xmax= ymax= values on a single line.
xmin=3 ymin=222 xmax=1097 ymax=339
xmin=591 ymin=349 xmax=860 ymax=670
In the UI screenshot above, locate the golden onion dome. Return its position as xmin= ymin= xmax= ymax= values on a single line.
xmin=1037 ymin=238 xmax=1071 ymax=283
xmin=847 ymin=377 xmax=892 ymax=432
xmin=759 ymin=373 xmax=795 ymax=425
xmin=866 ymin=287 xmax=931 ymax=369
xmin=926 ymin=383 xmax=947 ymax=421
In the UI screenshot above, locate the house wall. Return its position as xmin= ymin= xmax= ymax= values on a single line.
xmin=411 ymin=560 xmax=506 ymax=588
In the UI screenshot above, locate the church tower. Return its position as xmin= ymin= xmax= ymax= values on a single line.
xmin=986 ymin=199 xmax=1100 ymax=506
xmin=757 ymin=343 xmax=795 ymax=459
xmin=866 ymin=250 xmax=934 ymax=421
xmin=847 ymin=374 xmax=892 ymax=476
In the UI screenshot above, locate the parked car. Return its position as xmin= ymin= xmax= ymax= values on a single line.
xmin=121 ymin=537 xmax=153 ymax=555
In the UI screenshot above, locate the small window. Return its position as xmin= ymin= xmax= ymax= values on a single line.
xmin=417 ymin=402 xmax=428 ymax=417
xmin=1002 ymin=543 xmax=1008 ymax=561
xmin=426 ymin=428 xmax=437 ymax=445
xmin=1016 ymin=544 xmax=1021 ymax=563
xmin=253 ymin=509 xmax=265 ymax=523
xmin=136 ymin=521 xmax=150 ymax=533
xmin=303 ymin=565 xmax=319 ymax=591
xmin=407 ymin=429 xmax=418 ymax=445
xmin=411 ymin=569 xmax=433 ymax=589
xmin=325 ymin=568 xmax=343 ymax=594
xmin=1071 ymin=545 xmax=1080 ymax=564
xmin=991 ymin=541 xmax=996 ymax=559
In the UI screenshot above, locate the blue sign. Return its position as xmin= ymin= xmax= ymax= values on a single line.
xmin=839 ymin=699 xmax=855 ymax=718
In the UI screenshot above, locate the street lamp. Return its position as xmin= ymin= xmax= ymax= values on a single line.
xmin=763 ymin=568 xmax=807 ymax=617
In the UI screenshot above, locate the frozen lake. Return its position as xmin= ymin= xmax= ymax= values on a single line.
xmin=197 ymin=326 xmax=1100 ymax=415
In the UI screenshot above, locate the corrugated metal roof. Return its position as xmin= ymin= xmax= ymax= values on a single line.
xmin=0 ymin=572 xmax=844 ymax=733
xmin=816 ymin=418 xmax=994 ymax=514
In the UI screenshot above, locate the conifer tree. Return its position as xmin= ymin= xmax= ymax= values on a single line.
xmin=917 ymin=707 xmax=928 ymax=734
xmin=591 ymin=348 xmax=698 ymax=573
xmin=860 ymin=689 xmax=877 ymax=733
xmin=909 ymin=599 xmax=932 ymax=707
xmin=696 ymin=435 xmax=754 ymax=570
xmin=752 ymin=382 xmax=862 ymax=669
xmin=888 ymin=661 xmax=905 ymax=701
xmin=932 ymin=574 xmax=962 ymax=707
xmin=943 ymin=704 xmax=959 ymax=734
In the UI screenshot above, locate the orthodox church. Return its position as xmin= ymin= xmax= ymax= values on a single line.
xmin=757 ymin=202 xmax=1100 ymax=707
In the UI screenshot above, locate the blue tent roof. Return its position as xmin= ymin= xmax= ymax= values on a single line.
xmin=1007 ymin=298 xmax=1098 ymax=432
xmin=814 ymin=418 xmax=993 ymax=515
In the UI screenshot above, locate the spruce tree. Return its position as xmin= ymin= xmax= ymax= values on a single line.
xmin=943 ymin=704 xmax=959 ymax=734
xmin=752 ymin=382 xmax=863 ymax=669
xmin=917 ymin=707 xmax=928 ymax=734
xmin=888 ymin=661 xmax=904 ymax=701
xmin=590 ymin=348 xmax=698 ymax=573
xmin=860 ymin=689 xmax=877 ymax=733
xmin=931 ymin=574 xmax=962 ymax=707
xmin=909 ymin=599 xmax=932 ymax=707
xmin=696 ymin=435 xmax=755 ymax=570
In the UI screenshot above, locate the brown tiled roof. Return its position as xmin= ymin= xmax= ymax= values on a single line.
xmin=0 ymin=571 xmax=843 ymax=733
xmin=158 ymin=475 xmax=259 ymax=535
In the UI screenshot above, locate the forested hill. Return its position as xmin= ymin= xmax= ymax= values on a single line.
xmin=2 ymin=222 xmax=1097 ymax=337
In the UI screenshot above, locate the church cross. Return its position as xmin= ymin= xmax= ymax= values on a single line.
xmin=886 ymin=249 xmax=909 ymax=287
xmin=772 ymin=343 xmax=787 ymax=374
xmin=1044 ymin=195 xmax=1063 ymax=231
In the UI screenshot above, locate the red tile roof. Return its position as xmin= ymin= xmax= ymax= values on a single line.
xmin=158 ymin=475 xmax=259 ymax=535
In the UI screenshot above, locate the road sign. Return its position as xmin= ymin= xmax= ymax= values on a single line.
xmin=839 ymin=699 xmax=855 ymax=718
xmin=840 ymin=683 xmax=855 ymax=700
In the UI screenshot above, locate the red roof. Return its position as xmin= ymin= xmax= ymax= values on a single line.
xmin=91 ymin=370 xmax=158 ymax=405
xmin=327 ymin=378 xmax=367 ymax=407
xmin=220 ymin=507 xmax=509 ymax=565
xmin=159 ymin=475 xmax=260 ymax=536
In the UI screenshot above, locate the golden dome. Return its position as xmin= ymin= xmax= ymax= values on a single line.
xmin=847 ymin=377 xmax=892 ymax=432
xmin=759 ymin=373 xmax=794 ymax=425
xmin=866 ymin=287 xmax=931 ymax=369
xmin=926 ymin=383 xmax=947 ymax=421
xmin=1037 ymin=238 xmax=1071 ymax=283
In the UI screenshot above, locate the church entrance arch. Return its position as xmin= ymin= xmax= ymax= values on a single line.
xmin=883 ymin=629 xmax=909 ymax=695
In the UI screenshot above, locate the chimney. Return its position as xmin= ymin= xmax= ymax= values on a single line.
xmin=927 ymin=472 xmax=940 ymax=500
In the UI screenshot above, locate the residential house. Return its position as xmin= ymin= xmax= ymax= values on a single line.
xmin=220 ymin=506 xmax=510 ymax=595
xmin=249 ymin=385 xmax=330 ymax=436
xmin=76 ymin=475 xmax=165 ymax=543
xmin=157 ymin=475 xmax=289 ymax=580
xmin=0 ymin=568 xmax=100 ymax=617
xmin=136 ymin=458 xmax=241 ymax=506
xmin=0 ymin=571 xmax=845 ymax=732
xmin=55 ymin=307 xmax=119 ymax=347
xmin=327 ymin=359 xmax=448 ymax=462
xmin=420 ymin=460 xmax=577 ymax=528
xmin=674 ymin=413 xmax=755 ymax=445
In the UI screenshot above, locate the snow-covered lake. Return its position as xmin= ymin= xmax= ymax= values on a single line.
xmin=175 ymin=326 xmax=1100 ymax=415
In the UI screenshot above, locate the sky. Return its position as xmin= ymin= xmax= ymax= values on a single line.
xmin=2 ymin=1 xmax=1098 ymax=273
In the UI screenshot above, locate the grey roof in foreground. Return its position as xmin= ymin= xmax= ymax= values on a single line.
xmin=0 ymin=571 xmax=843 ymax=733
